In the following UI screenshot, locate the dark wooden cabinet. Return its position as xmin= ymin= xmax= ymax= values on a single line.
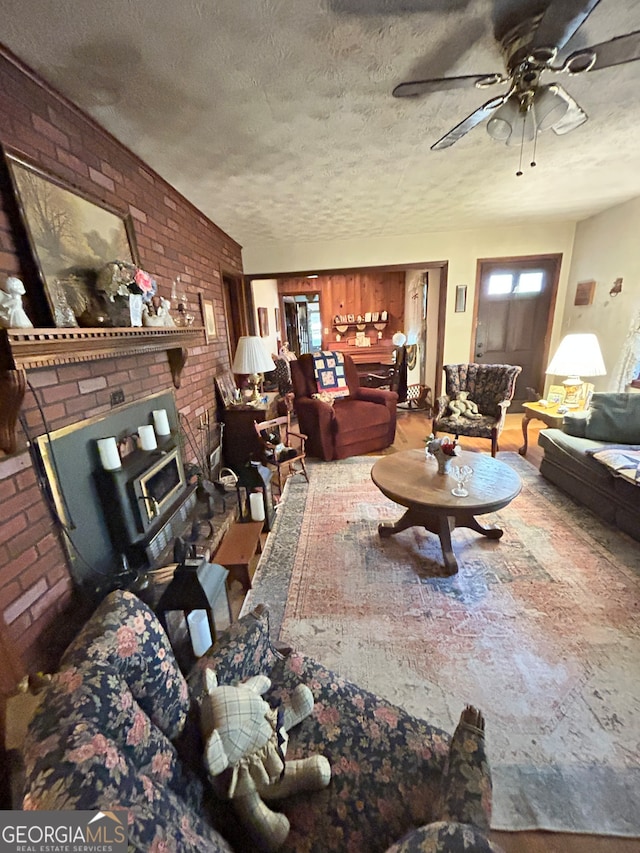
xmin=222 ymin=402 xmax=278 ymax=532
xmin=221 ymin=404 xmax=269 ymax=473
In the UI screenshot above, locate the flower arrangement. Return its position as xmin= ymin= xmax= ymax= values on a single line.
xmin=424 ymin=434 xmax=461 ymax=474
xmin=424 ymin=434 xmax=461 ymax=457
xmin=96 ymin=260 xmax=157 ymax=303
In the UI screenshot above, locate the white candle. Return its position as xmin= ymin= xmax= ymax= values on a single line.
xmin=249 ymin=491 xmax=265 ymax=522
xmin=97 ymin=437 xmax=121 ymax=471
xmin=187 ymin=610 xmax=212 ymax=657
xmin=138 ymin=424 xmax=157 ymax=451
xmin=152 ymin=409 xmax=171 ymax=436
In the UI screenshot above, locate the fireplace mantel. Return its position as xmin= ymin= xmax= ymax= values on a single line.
xmin=0 ymin=326 xmax=205 ymax=454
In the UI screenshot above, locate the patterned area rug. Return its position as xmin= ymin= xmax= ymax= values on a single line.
xmin=243 ymin=453 xmax=640 ymax=836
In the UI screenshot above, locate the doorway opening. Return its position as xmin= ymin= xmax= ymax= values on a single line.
xmin=248 ymin=261 xmax=448 ymax=398
xmin=222 ymin=272 xmax=250 ymax=363
xmin=282 ymin=293 xmax=322 ymax=356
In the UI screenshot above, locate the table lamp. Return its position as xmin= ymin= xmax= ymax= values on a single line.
xmin=545 ymin=333 xmax=606 ymax=407
xmin=232 ymin=336 xmax=276 ymax=402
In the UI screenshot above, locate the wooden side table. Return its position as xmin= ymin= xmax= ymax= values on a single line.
xmin=519 ymin=402 xmax=565 ymax=456
xmin=214 ymin=520 xmax=264 ymax=593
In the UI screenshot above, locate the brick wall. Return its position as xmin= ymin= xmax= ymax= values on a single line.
xmin=0 ymin=47 xmax=243 ymax=696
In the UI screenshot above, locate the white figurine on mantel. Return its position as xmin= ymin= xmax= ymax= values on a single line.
xmin=142 ymin=295 xmax=176 ymax=327
xmin=0 ymin=277 xmax=33 ymax=328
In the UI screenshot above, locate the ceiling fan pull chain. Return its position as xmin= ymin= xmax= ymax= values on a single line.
xmin=530 ymin=131 xmax=539 ymax=169
xmin=516 ymin=116 xmax=526 ymax=176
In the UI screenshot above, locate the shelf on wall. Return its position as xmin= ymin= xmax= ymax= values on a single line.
xmin=332 ymin=321 xmax=388 ymax=331
xmin=0 ymin=326 xmax=206 ymax=455
xmin=0 ymin=326 xmax=205 ymax=370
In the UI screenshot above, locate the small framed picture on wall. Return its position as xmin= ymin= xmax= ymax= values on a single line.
xmin=258 ymin=306 xmax=269 ymax=337
xmin=574 ymin=280 xmax=595 ymax=306
xmin=199 ymin=294 xmax=216 ymax=342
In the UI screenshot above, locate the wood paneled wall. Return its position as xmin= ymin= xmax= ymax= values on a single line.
xmin=278 ymin=271 xmax=405 ymax=349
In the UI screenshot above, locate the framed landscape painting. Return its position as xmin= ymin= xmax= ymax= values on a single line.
xmin=4 ymin=148 xmax=139 ymax=327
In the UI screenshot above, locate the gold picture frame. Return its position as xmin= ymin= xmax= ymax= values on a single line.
xmin=3 ymin=147 xmax=139 ymax=327
xmin=199 ymin=294 xmax=217 ymax=342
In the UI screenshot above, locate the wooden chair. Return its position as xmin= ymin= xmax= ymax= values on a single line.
xmin=253 ymin=414 xmax=309 ymax=494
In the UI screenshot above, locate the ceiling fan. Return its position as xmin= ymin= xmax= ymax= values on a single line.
xmin=392 ymin=0 xmax=640 ymax=158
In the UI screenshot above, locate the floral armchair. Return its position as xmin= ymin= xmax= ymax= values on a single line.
xmin=21 ymin=590 xmax=504 ymax=853
xmin=432 ymin=363 xmax=522 ymax=457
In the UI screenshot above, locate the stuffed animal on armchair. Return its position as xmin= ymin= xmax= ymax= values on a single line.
xmin=199 ymin=670 xmax=331 ymax=852
xmin=447 ymin=391 xmax=482 ymax=420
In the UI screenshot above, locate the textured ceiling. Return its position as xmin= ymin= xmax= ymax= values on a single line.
xmin=3 ymin=0 xmax=640 ymax=251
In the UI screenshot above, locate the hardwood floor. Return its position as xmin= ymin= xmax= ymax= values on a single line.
xmin=387 ymin=409 xmax=637 ymax=853
xmin=389 ymin=408 xmax=544 ymax=467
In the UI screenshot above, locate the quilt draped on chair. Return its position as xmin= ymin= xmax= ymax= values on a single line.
xmin=312 ymin=351 xmax=349 ymax=399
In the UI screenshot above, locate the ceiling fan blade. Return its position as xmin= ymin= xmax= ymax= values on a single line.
xmin=393 ymin=73 xmax=505 ymax=98
xmin=431 ymin=95 xmax=507 ymax=150
xmin=549 ymin=84 xmax=588 ymax=134
xmin=529 ymin=0 xmax=601 ymax=53
xmin=574 ymin=30 xmax=640 ymax=71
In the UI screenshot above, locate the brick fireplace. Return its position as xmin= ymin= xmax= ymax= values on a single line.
xmin=0 ymin=45 xmax=243 ymax=700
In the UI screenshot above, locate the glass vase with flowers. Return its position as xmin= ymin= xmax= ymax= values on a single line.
xmin=424 ymin=433 xmax=462 ymax=474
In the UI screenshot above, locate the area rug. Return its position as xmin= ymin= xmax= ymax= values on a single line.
xmin=242 ymin=453 xmax=640 ymax=837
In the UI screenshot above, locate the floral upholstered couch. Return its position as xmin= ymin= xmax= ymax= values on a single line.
xmin=22 ymin=589 xmax=503 ymax=853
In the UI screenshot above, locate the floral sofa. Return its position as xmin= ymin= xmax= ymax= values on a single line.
xmin=21 ymin=589 xmax=503 ymax=853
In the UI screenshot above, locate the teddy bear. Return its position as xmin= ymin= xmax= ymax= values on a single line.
xmin=447 ymin=390 xmax=482 ymax=419
xmin=199 ymin=669 xmax=331 ymax=852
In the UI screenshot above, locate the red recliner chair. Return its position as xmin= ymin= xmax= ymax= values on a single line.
xmin=290 ymin=353 xmax=398 ymax=461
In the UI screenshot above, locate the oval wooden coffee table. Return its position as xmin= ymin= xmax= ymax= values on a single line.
xmin=371 ymin=449 xmax=522 ymax=576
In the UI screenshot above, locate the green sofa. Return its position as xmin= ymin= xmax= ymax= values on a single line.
xmin=538 ymin=392 xmax=640 ymax=541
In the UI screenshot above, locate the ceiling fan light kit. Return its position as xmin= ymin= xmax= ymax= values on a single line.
xmin=393 ymin=0 xmax=640 ymax=170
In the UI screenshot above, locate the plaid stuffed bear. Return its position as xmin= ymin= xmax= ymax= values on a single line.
xmin=199 ymin=670 xmax=331 ymax=852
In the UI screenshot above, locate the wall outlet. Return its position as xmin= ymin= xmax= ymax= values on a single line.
xmin=110 ymin=389 xmax=125 ymax=407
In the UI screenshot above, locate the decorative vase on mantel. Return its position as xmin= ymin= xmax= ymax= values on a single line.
xmin=129 ymin=293 xmax=143 ymax=327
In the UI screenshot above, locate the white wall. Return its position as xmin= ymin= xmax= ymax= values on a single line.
xmin=250 ymin=278 xmax=280 ymax=358
xmin=558 ymin=196 xmax=640 ymax=392
xmin=243 ymin=221 xmax=577 ymax=370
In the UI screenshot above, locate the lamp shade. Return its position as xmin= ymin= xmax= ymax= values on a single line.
xmin=546 ymin=333 xmax=606 ymax=379
xmin=232 ymin=336 xmax=275 ymax=374
xmin=392 ymin=331 xmax=407 ymax=347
